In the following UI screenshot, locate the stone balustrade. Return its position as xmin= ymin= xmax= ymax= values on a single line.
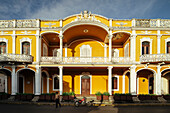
xmin=0 ymin=53 xmax=33 ymax=63
xmin=140 ymin=53 xmax=170 ymax=63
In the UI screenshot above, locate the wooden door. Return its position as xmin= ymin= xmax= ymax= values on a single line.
xmin=81 ymin=76 xmax=90 ymax=96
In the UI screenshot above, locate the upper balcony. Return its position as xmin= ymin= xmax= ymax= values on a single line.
xmin=0 ymin=53 xmax=33 ymax=64
xmin=140 ymin=53 xmax=170 ymax=64
xmin=40 ymin=57 xmax=134 ymax=64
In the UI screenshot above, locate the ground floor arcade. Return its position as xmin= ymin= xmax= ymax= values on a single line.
xmin=0 ymin=65 xmax=170 ymax=96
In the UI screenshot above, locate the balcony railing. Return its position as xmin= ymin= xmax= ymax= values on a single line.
xmin=41 ymin=57 xmax=133 ymax=64
xmin=0 ymin=53 xmax=33 ymax=63
xmin=112 ymin=57 xmax=134 ymax=64
xmin=140 ymin=54 xmax=170 ymax=63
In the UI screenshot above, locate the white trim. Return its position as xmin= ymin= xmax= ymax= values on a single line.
xmin=41 ymin=70 xmax=50 ymax=93
xmin=40 ymin=31 xmax=59 ymax=36
xmin=137 ymin=77 xmax=139 ymax=94
xmin=112 ymin=75 xmax=119 ymax=91
xmin=20 ymin=37 xmax=32 ymax=55
xmin=140 ymin=37 xmax=153 ymax=55
xmin=165 ymin=38 xmax=170 ymax=53
xmin=80 ymin=72 xmax=92 ymax=95
xmin=65 ymin=44 xmax=67 ymax=57
xmin=0 ymin=38 xmax=8 ymax=53
xmin=52 ymin=74 xmax=60 ymax=91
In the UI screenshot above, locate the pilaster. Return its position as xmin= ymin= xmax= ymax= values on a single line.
xmin=108 ymin=66 xmax=113 ymax=95
xmin=130 ymin=65 xmax=137 ymax=95
xmin=11 ymin=66 xmax=16 ymax=95
xmin=35 ymin=66 xmax=41 ymax=95
xmin=59 ymin=66 xmax=63 ymax=95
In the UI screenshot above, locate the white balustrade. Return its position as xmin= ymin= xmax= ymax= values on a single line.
xmin=140 ymin=54 xmax=170 ymax=63
xmin=112 ymin=57 xmax=133 ymax=64
xmin=0 ymin=53 xmax=33 ymax=63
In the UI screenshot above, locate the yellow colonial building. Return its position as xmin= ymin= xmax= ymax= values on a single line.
xmin=0 ymin=11 xmax=170 ymax=96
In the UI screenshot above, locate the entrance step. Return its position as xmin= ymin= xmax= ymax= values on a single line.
xmin=31 ymin=96 xmax=39 ymax=102
xmin=132 ymin=97 xmax=140 ymax=103
xmin=158 ymin=97 xmax=167 ymax=103
xmin=8 ymin=96 xmax=15 ymax=101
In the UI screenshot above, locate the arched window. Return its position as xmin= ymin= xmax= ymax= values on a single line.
xmin=113 ymin=49 xmax=119 ymax=57
xmin=142 ymin=41 xmax=150 ymax=55
xmin=167 ymin=42 xmax=170 ymax=53
xmin=43 ymin=43 xmax=48 ymax=56
xmin=124 ymin=43 xmax=129 ymax=57
xmin=0 ymin=42 xmax=6 ymax=54
xmin=80 ymin=45 xmax=92 ymax=57
xmin=53 ymin=76 xmax=59 ymax=90
xmin=22 ymin=42 xmax=30 ymax=55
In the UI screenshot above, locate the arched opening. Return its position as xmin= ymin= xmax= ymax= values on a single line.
xmin=0 ymin=69 xmax=11 ymax=94
xmin=0 ymin=42 xmax=6 ymax=54
xmin=41 ymin=72 xmax=49 ymax=93
xmin=17 ymin=69 xmax=35 ymax=94
xmin=137 ymin=69 xmax=154 ymax=94
xmin=142 ymin=41 xmax=150 ymax=55
xmin=161 ymin=69 xmax=170 ymax=94
xmin=22 ymin=41 xmax=30 ymax=55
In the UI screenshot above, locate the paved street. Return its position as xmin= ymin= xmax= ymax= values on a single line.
xmin=0 ymin=104 xmax=170 ymax=113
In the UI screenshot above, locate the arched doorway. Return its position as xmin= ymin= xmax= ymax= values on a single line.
xmin=17 ymin=69 xmax=35 ymax=94
xmin=137 ymin=69 xmax=154 ymax=94
xmin=0 ymin=69 xmax=11 ymax=94
xmin=41 ymin=71 xmax=49 ymax=94
xmin=81 ymin=73 xmax=91 ymax=96
xmin=161 ymin=70 xmax=170 ymax=94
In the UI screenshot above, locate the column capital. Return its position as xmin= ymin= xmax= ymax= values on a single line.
xmin=108 ymin=35 xmax=113 ymax=40
xmin=130 ymin=65 xmax=136 ymax=70
xmin=157 ymin=34 xmax=162 ymax=39
xmin=108 ymin=66 xmax=113 ymax=70
xmin=58 ymin=66 xmax=63 ymax=69
xmin=130 ymin=34 xmax=137 ymax=39
xmin=59 ymin=35 xmax=64 ymax=40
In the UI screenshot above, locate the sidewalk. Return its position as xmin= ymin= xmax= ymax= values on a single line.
xmin=1 ymin=100 xmax=170 ymax=106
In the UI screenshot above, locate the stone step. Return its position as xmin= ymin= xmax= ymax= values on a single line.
xmin=158 ymin=97 xmax=167 ymax=103
xmin=132 ymin=97 xmax=140 ymax=103
xmin=31 ymin=96 xmax=39 ymax=102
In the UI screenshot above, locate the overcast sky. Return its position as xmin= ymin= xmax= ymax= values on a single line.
xmin=0 ymin=0 xmax=170 ymax=20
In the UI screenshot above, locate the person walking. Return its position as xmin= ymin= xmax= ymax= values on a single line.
xmin=55 ymin=92 xmax=61 ymax=108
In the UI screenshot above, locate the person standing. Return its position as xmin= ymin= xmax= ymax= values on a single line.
xmin=55 ymin=92 xmax=61 ymax=108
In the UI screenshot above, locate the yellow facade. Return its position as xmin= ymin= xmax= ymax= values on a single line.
xmin=1 ymin=11 xmax=170 ymax=96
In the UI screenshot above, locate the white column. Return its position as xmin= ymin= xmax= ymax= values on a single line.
xmin=11 ymin=66 xmax=16 ymax=95
xmin=130 ymin=65 xmax=137 ymax=95
xmin=65 ymin=44 xmax=67 ymax=57
xmin=130 ymin=34 xmax=137 ymax=61
xmin=60 ymin=19 xmax=63 ymax=27
xmin=59 ymin=66 xmax=63 ymax=95
xmin=108 ymin=35 xmax=113 ymax=61
xmin=108 ymin=66 xmax=113 ymax=95
xmin=12 ymin=34 xmax=16 ymax=54
xmin=122 ymin=74 xmax=125 ymax=94
xmin=156 ymin=65 xmax=161 ymax=95
xmin=47 ymin=77 xmax=49 ymax=93
xmin=104 ymin=44 xmax=107 ymax=62
xmin=59 ymin=35 xmax=63 ymax=61
xmin=35 ymin=66 xmax=41 ymax=95
xmin=36 ymin=34 xmax=40 ymax=63
xmin=109 ymin=19 xmax=112 ymax=27
xmin=157 ymin=34 xmax=162 ymax=54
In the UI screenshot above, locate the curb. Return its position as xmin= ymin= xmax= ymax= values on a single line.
xmin=1 ymin=101 xmax=170 ymax=106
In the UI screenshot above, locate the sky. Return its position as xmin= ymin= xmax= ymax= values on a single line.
xmin=0 ymin=0 xmax=170 ymax=20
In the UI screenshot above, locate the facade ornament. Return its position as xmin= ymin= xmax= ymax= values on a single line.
xmin=141 ymin=31 xmax=152 ymax=34
xmin=116 ymin=22 xmax=127 ymax=26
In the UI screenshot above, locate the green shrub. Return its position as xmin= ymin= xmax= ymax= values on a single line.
xmin=68 ymin=92 xmax=75 ymax=96
xmin=95 ymin=91 xmax=102 ymax=96
xmin=103 ymin=92 xmax=110 ymax=96
xmin=62 ymin=92 xmax=69 ymax=96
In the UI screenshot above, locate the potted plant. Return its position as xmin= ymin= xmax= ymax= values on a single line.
xmin=68 ymin=92 xmax=75 ymax=101
xmin=126 ymin=93 xmax=132 ymax=102
xmin=95 ymin=91 xmax=102 ymax=100
xmin=103 ymin=92 xmax=110 ymax=100
xmin=62 ymin=92 xmax=69 ymax=101
xmin=20 ymin=93 xmax=27 ymax=101
xmin=113 ymin=93 xmax=121 ymax=101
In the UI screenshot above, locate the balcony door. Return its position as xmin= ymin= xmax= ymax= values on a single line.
xmin=22 ymin=42 xmax=30 ymax=55
xmin=142 ymin=41 xmax=150 ymax=55
xmin=80 ymin=45 xmax=92 ymax=62
xmin=167 ymin=42 xmax=170 ymax=53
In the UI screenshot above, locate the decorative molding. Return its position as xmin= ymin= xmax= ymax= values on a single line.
xmin=116 ymin=22 xmax=127 ymax=26
xmin=0 ymin=38 xmax=8 ymax=53
xmin=165 ymin=38 xmax=170 ymax=53
xmin=140 ymin=37 xmax=153 ymax=55
xmin=20 ymin=37 xmax=32 ymax=55
xmin=112 ymin=75 xmax=119 ymax=91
